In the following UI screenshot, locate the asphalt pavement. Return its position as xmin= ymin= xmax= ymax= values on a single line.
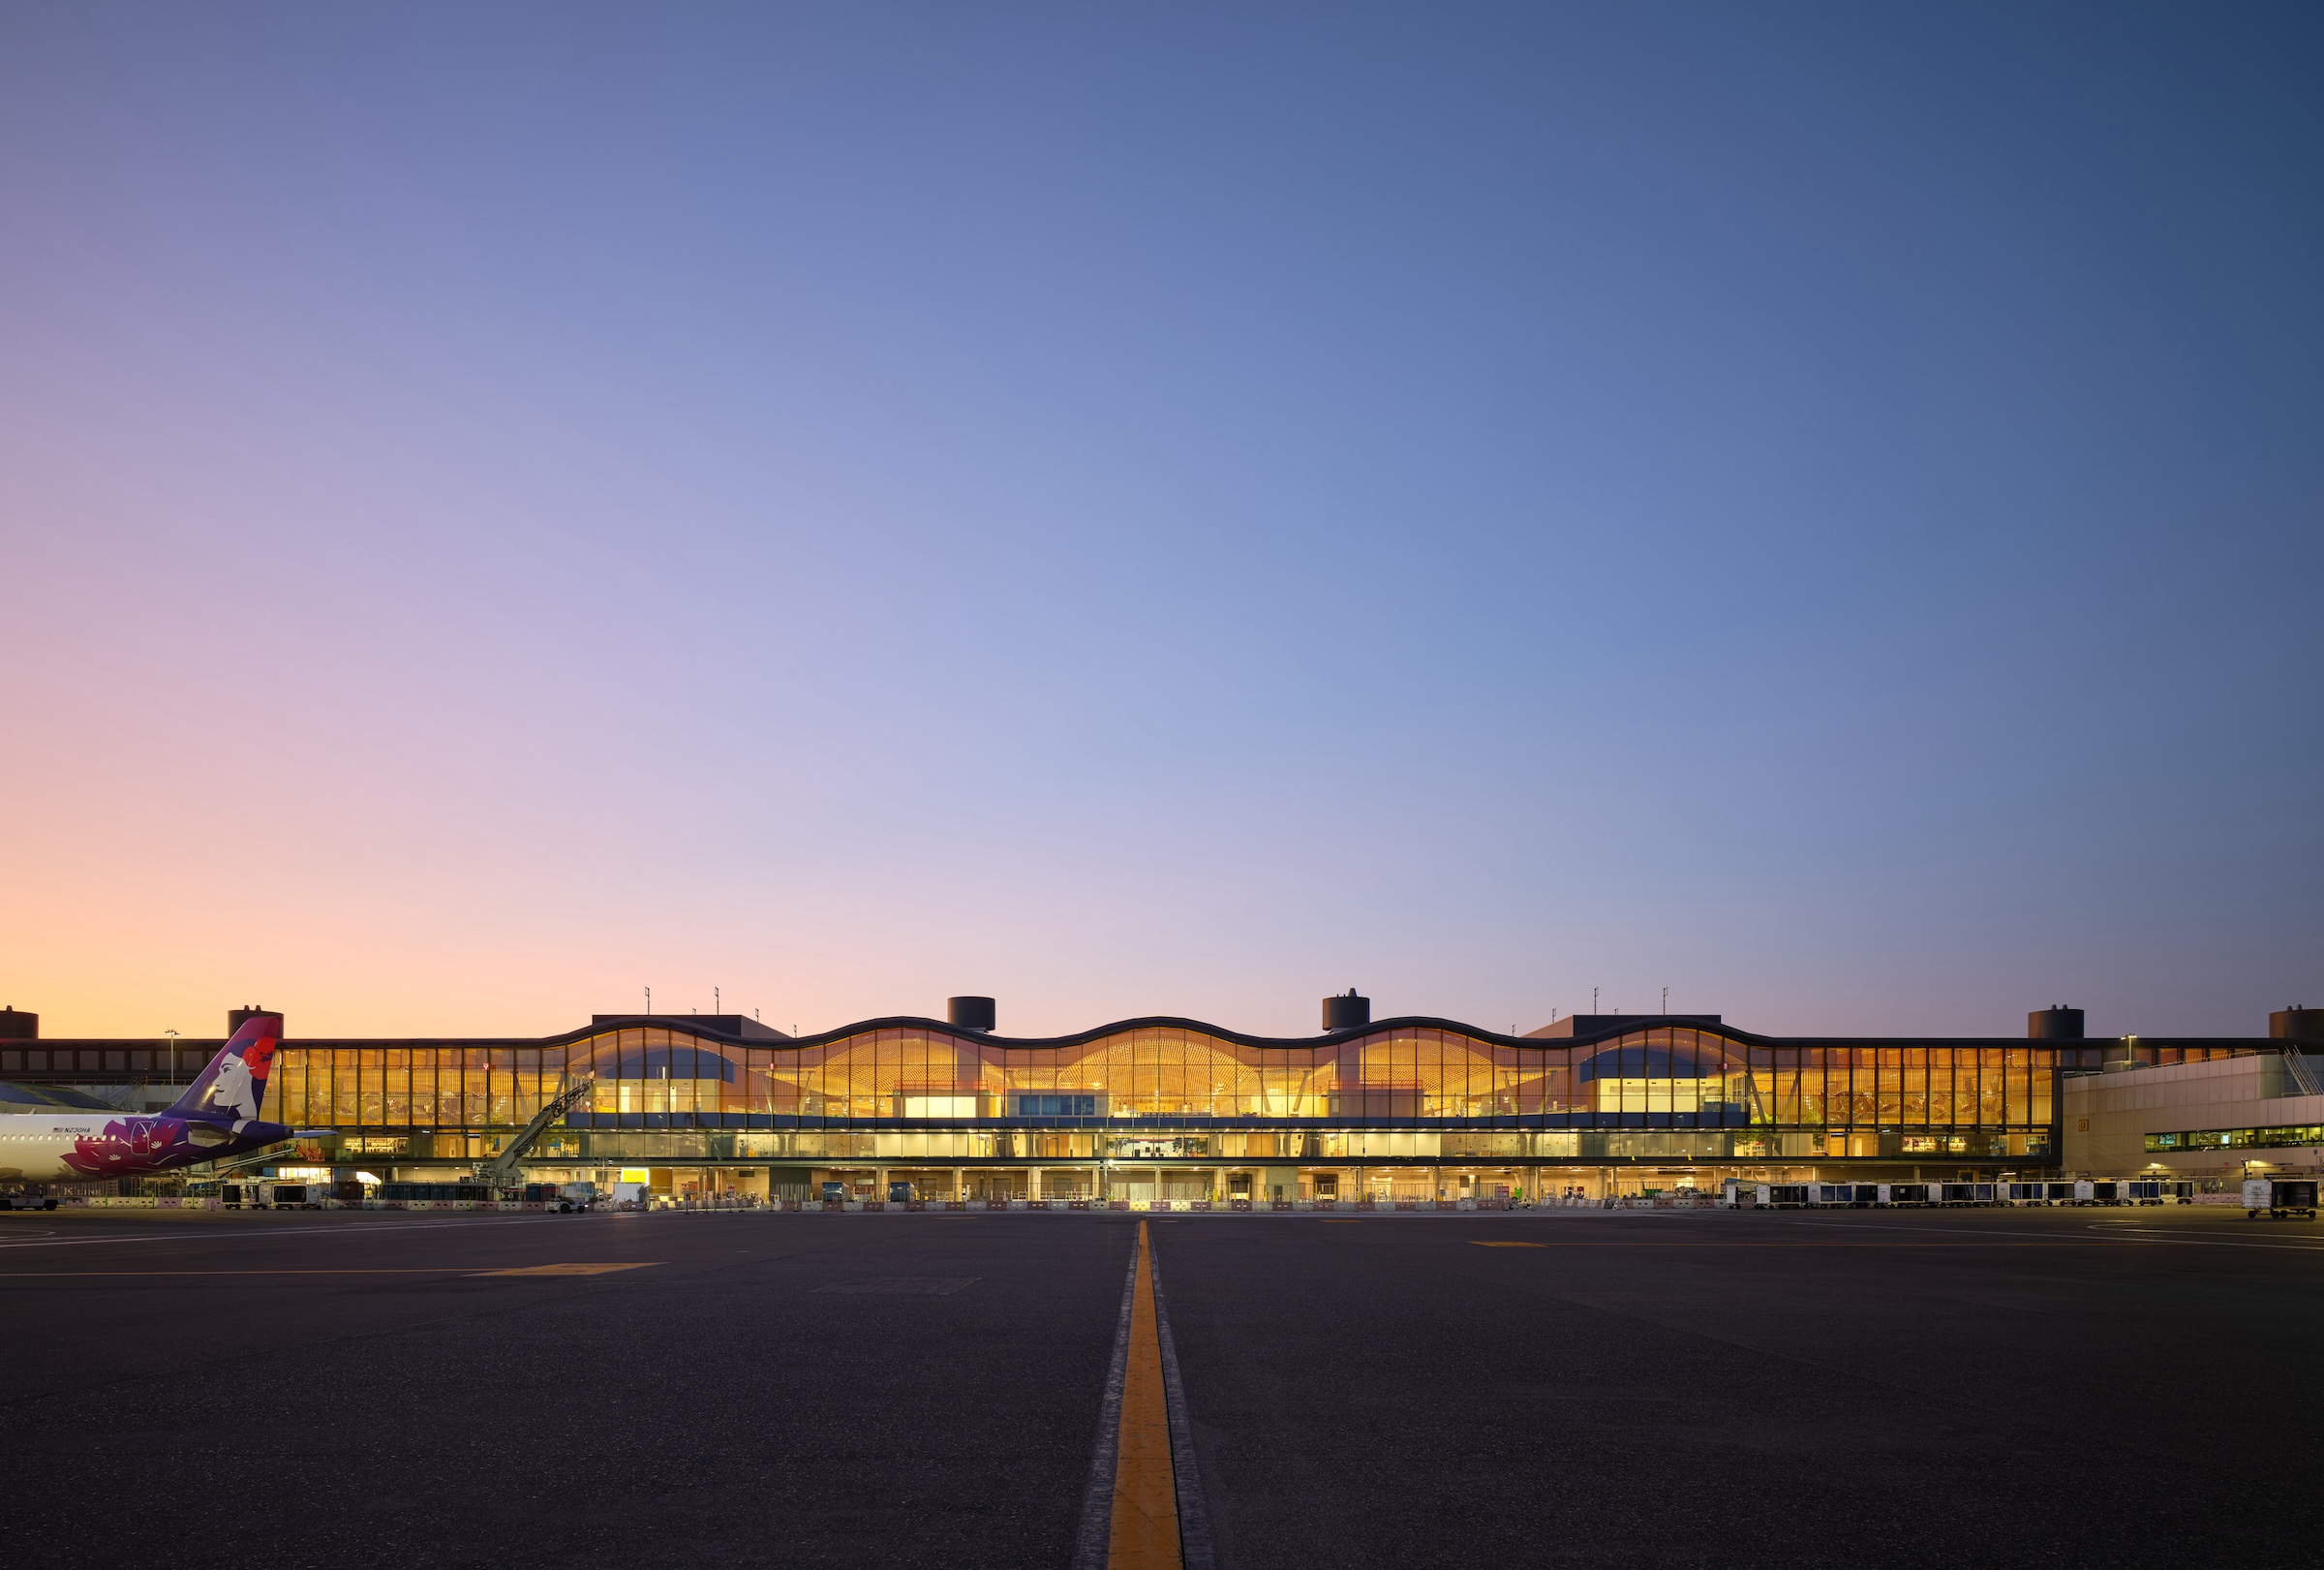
xmin=2 ymin=1205 xmax=2316 ymax=1570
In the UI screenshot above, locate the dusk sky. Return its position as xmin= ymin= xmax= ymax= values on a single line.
xmin=3 ymin=5 xmax=2318 ymax=1042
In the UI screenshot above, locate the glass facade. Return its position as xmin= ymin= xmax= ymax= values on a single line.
xmin=3 ymin=1022 xmax=2260 ymax=1195
xmin=237 ymin=1022 xmax=2254 ymax=1177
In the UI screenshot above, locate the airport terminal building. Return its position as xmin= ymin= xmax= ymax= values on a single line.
xmin=6 ymin=996 xmax=2316 ymax=1201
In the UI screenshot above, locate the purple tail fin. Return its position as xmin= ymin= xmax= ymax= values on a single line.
xmin=168 ymin=1013 xmax=283 ymax=1127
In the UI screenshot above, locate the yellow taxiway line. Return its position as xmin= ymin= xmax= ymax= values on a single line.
xmin=1109 ymin=1219 xmax=1181 ymax=1568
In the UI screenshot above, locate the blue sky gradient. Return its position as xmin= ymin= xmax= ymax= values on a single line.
xmin=2 ymin=4 xmax=2318 ymax=1039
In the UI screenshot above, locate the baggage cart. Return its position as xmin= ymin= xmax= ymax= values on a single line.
xmin=2244 ymin=1179 xmax=2319 ymax=1220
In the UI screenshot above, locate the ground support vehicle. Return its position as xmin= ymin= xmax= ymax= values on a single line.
xmin=2244 ymin=1179 xmax=2319 ymax=1220
xmin=219 ymin=1181 xmax=337 ymax=1210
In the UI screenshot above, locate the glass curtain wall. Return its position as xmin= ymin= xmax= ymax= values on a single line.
xmin=260 ymin=1024 xmax=2209 ymax=1158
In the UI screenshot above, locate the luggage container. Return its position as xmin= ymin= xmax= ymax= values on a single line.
xmin=498 ymin=1182 xmax=588 ymax=1211
xmin=2123 ymin=1180 xmax=2166 ymax=1206
xmin=1755 ymin=1184 xmax=1809 ymax=1210
xmin=1881 ymin=1183 xmax=1936 ymax=1207
xmin=1939 ymin=1183 xmax=1998 ymax=1207
xmin=2243 ymin=1179 xmax=2319 ymax=1220
xmin=380 ymin=1182 xmax=495 ymax=1206
xmin=2005 ymin=1182 xmax=2047 ymax=1205
xmin=217 ymin=1180 xmax=332 ymax=1211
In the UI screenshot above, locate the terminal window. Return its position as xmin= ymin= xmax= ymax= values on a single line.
xmin=1016 ymin=1094 xmax=1097 ymax=1117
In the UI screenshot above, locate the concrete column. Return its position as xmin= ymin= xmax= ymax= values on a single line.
xmin=1029 ymin=1166 xmax=1042 ymax=1200
xmin=953 ymin=1166 xmax=963 ymax=1200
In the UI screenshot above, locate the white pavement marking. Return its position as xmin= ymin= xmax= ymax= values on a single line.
xmin=1071 ymin=1237 xmax=1140 ymax=1570
xmin=0 ymin=1215 xmax=597 ymax=1249
xmin=2081 ymin=1226 xmax=2324 ymax=1252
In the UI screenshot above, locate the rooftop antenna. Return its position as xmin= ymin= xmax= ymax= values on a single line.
xmin=715 ymin=987 xmax=721 ymax=1013
xmin=1662 ymin=986 xmax=1668 ymax=1013
xmin=644 ymin=985 xmax=652 ymax=1015
xmin=1592 ymin=987 xmax=1599 ymax=1014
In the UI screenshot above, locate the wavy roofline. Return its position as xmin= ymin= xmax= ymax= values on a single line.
xmin=547 ymin=1012 xmax=2131 ymax=1054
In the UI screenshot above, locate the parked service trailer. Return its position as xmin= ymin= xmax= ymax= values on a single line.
xmin=1881 ymin=1183 xmax=1938 ymax=1207
xmin=2244 ymin=1179 xmax=2319 ymax=1220
xmin=2006 ymin=1182 xmax=2051 ymax=1206
xmin=1939 ymin=1183 xmax=2000 ymax=1207
xmin=1757 ymin=1184 xmax=1809 ymax=1209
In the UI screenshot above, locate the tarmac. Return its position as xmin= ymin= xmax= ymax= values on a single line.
xmin=1 ymin=1204 xmax=2318 ymax=1570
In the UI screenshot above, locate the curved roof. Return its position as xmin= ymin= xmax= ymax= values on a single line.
xmin=553 ymin=1012 xmax=1774 ymax=1053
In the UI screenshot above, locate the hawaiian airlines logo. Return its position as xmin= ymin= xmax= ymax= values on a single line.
xmin=62 ymin=1118 xmax=187 ymax=1178
xmin=200 ymin=1040 xmax=275 ymax=1125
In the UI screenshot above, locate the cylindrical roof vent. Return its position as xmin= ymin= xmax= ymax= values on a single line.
xmin=947 ymin=996 xmax=996 ymax=1031
xmin=1323 ymin=990 xmax=1370 ymax=1031
xmin=2028 ymin=1005 xmax=2084 ymax=1040
xmin=2272 ymin=1006 xmax=2323 ymax=1043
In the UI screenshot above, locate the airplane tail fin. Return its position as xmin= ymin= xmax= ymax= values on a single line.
xmin=168 ymin=1012 xmax=283 ymax=1127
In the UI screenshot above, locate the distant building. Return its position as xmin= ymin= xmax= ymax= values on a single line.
xmin=2064 ymin=1018 xmax=2324 ymax=1184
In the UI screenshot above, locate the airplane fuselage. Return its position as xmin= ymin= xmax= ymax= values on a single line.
xmin=0 ymin=1110 xmax=290 ymax=1184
